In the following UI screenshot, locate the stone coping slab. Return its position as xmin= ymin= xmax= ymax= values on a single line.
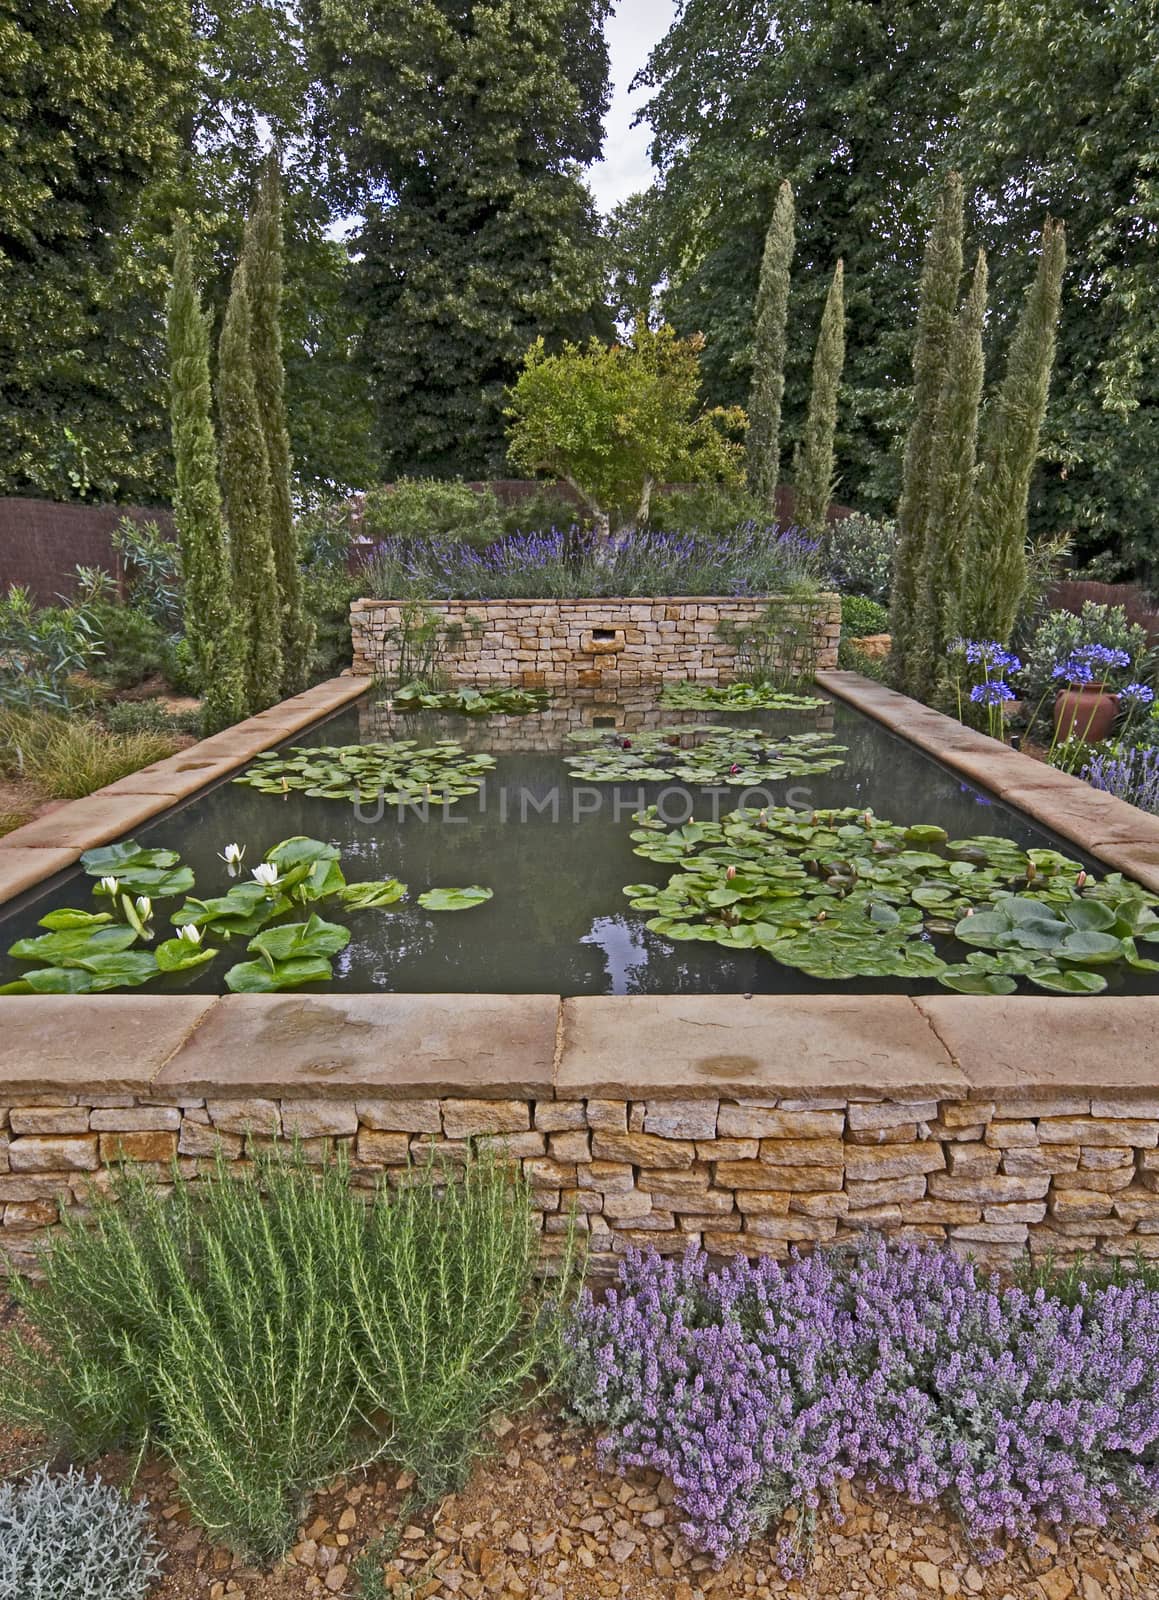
xmin=152 ymin=993 xmax=561 ymax=1098
xmin=914 ymin=996 xmax=1159 ymax=1097
xmin=0 ymin=996 xmax=217 ymax=1093
xmin=4 ymin=993 xmax=1156 ymax=1102
xmin=0 ymin=676 xmax=371 ymax=903
xmin=817 ymin=670 xmax=1159 ymax=892
xmin=557 ymin=995 xmax=967 ymax=1100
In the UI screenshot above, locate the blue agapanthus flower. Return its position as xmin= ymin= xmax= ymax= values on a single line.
xmin=1120 ymin=681 xmax=1155 ymax=708
xmin=970 ymin=680 xmax=1016 ymax=705
xmin=1053 ymin=643 xmax=1132 ymax=683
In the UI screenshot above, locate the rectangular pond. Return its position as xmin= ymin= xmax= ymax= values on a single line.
xmin=1 ymin=688 xmax=1156 ymax=998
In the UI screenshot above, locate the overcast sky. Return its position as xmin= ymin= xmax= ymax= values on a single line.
xmin=586 ymin=0 xmax=679 ymax=215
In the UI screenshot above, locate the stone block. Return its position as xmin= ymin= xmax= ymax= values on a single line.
xmin=9 ymin=1135 xmax=99 ymax=1173
xmin=585 ymin=1100 xmax=628 ymax=1133
xmin=846 ymin=1101 xmax=936 ymax=1131
xmin=1001 ymin=1146 xmax=1080 ymax=1176
xmin=98 ymin=1131 xmax=177 ymax=1164
xmin=698 ymin=1138 xmax=758 ymax=1161
xmin=591 ymin=1132 xmax=697 ymax=1169
xmin=281 ymin=1101 xmax=360 ymax=1139
xmin=580 ymin=1161 xmax=635 ymax=1193
xmin=788 ymin=1192 xmax=851 ymax=1219
xmin=9 ymin=1107 xmax=90 ymax=1136
xmin=178 ymin=1121 xmax=243 ymax=1159
xmin=1039 ymin=1117 xmax=1158 ymax=1148
xmin=3 ymin=1200 xmax=59 ymax=1230
xmin=643 ymin=1100 xmax=719 ymax=1141
xmin=89 ymin=1108 xmax=182 ymax=1132
xmin=984 ymin=1121 xmax=1038 ymax=1148
xmin=356 ymin=1099 xmax=442 ymax=1133
xmin=946 ymin=1145 xmax=1000 ymax=1176
xmin=534 ymin=1102 xmax=586 ymax=1132
xmin=758 ymin=1137 xmax=844 ymax=1168
xmin=717 ymin=1107 xmax=844 ymax=1139
xmin=844 ymin=1174 xmax=928 ymax=1208
xmin=635 ymin=1166 xmax=708 ymax=1199
xmin=734 ymin=1190 xmax=791 ymax=1216
xmin=1050 ymin=1189 xmax=1114 ymax=1222
xmin=206 ymin=1099 xmax=281 ymax=1135
xmin=843 ymin=1143 xmax=944 ymax=1181
xmin=356 ymin=1131 xmax=411 ymax=1165
xmin=442 ymin=1099 xmax=530 ymax=1138
xmin=928 ymin=1173 xmax=1049 ymax=1203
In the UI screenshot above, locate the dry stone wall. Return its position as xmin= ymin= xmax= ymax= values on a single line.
xmin=350 ymin=596 xmax=841 ymax=687
xmin=5 ymin=1088 xmax=1159 ymax=1278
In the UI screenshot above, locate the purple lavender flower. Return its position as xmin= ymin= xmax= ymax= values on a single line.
xmin=1083 ymin=746 xmax=1159 ymax=814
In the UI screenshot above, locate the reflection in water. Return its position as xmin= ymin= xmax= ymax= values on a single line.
xmin=581 ymin=915 xmax=651 ymax=995
xmin=0 ymin=690 xmax=1132 ymax=998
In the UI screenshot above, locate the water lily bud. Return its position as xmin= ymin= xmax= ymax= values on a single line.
xmin=726 ymin=865 xmax=737 ymax=881
xmin=252 ymin=862 xmax=280 ymax=888
xmin=178 ymin=924 xmax=203 ymax=945
xmin=964 ymin=907 xmax=974 ymax=917
xmin=1026 ymin=861 xmax=1037 ymax=881
xmin=816 ymin=910 xmax=827 ymax=922
xmin=99 ymin=876 xmax=119 ymax=895
xmin=134 ymin=896 xmax=152 ymax=919
xmin=1075 ymin=869 xmax=1088 ymax=888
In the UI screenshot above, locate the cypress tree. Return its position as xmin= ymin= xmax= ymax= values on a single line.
xmin=218 ymin=257 xmax=284 ymax=712
xmin=794 ymin=259 xmax=845 ymax=541
xmin=911 ymin=249 xmax=988 ymax=701
xmin=746 ymin=180 xmax=795 ymax=514
xmin=891 ymin=173 xmax=964 ymax=689
xmin=245 ymin=154 xmax=314 ymax=693
xmin=963 ymin=218 xmax=1067 ymax=645
xmin=166 ymin=220 xmax=245 ymax=734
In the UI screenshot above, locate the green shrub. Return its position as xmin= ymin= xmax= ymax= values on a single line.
xmin=840 ymin=594 xmax=889 ymax=639
xmin=112 ymin=517 xmax=182 ymax=629
xmin=0 ymin=1464 xmax=163 ymax=1600
xmin=302 ymin=564 xmax=359 ymax=676
xmin=1013 ymin=1248 xmax=1159 ymax=1306
xmin=363 ymin=479 xmax=505 ymax=548
xmin=820 ymin=512 xmax=896 ymax=602
xmin=647 ymin=482 xmax=768 ymax=534
xmin=89 ymin=601 xmax=177 ymax=691
xmin=2 ymin=1150 xmax=573 ymax=1563
xmin=497 ymin=485 xmax=585 ymax=535
xmin=0 ymin=710 xmax=179 ymax=799
xmin=99 ymin=699 xmax=201 ymax=737
xmin=1020 ymin=602 xmax=1149 ymax=725
xmin=837 ymin=637 xmax=891 ymax=681
xmin=0 ymin=579 xmax=104 ymax=712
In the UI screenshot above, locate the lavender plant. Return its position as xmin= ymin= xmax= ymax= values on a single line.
xmin=567 ymin=1239 xmax=1159 ymax=1571
xmin=1083 ymin=746 xmax=1159 ymax=815
xmin=359 ymin=525 xmax=820 ymax=603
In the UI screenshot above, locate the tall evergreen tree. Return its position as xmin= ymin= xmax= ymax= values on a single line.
xmin=746 ymin=180 xmax=795 ymax=513
xmin=218 ymin=258 xmax=283 ymax=712
xmin=167 ymin=219 xmax=244 ymax=733
xmin=963 ymin=219 xmax=1067 ymax=645
xmin=794 ymin=260 xmax=845 ymax=540
xmin=304 ymin=0 xmax=613 ymax=476
xmin=244 ymin=154 xmax=313 ymax=693
xmin=891 ymin=172 xmax=964 ymax=690
xmin=911 ymin=249 xmax=988 ymax=701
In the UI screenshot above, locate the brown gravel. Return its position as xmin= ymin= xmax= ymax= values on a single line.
xmin=1 ymin=1409 xmax=1152 ymax=1600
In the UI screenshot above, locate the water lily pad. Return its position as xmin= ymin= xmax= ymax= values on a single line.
xmin=417 ymin=886 xmax=493 ymax=911
xmin=248 ymin=915 xmax=351 ymax=963
xmin=224 ymin=957 xmax=335 ymax=994
xmin=155 ymin=938 xmax=217 ymax=973
xmin=335 ymin=879 xmax=407 ymax=910
xmin=8 ymin=925 xmax=140 ymax=964
xmin=235 ymin=741 xmax=495 ymax=807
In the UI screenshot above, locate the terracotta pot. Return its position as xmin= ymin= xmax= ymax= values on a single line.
xmin=1052 ymin=684 xmax=1119 ymax=744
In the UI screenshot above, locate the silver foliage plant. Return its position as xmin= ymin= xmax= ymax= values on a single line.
xmin=0 ymin=1465 xmax=163 ymax=1600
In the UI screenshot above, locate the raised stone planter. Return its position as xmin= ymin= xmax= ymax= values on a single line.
xmin=2 ymin=992 xmax=1158 ymax=1279
xmin=350 ymin=595 xmax=841 ymax=686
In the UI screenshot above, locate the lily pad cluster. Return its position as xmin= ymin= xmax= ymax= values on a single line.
xmin=564 ymin=726 xmax=846 ymax=785
xmin=659 ymin=682 xmax=826 ymax=713
xmin=392 ymin=683 xmax=549 ymax=716
xmin=624 ymin=804 xmax=1159 ymax=994
xmin=2 ymin=837 xmax=492 ymax=995
xmin=234 ymin=740 xmax=495 ymax=804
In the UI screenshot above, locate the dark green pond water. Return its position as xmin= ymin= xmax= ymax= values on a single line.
xmin=0 ymin=690 xmax=1144 ymax=997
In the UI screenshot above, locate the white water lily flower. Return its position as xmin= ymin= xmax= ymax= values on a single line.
xmin=135 ymin=896 xmax=153 ymax=920
xmin=252 ymin=862 xmax=280 ymax=888
xmin=178 ymin=924 xmax=203 ymax=945
xmin=99 ymin=876 xmax=119 ymax=895
xmin=219 ymin=842 xmax=246 ymax=873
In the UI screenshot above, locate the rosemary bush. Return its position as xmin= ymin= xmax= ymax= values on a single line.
xmin=0 ymin=1464 xmax=163 ymax=1600
xmin=1 ymin=1150 xmax=567 ymax=1563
